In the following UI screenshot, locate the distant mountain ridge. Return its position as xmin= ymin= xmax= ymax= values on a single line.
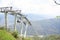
xmin=0 ymin=14 xmax=60 ymax=36
xmin=29 ymin=18 xmax=60 ymax=35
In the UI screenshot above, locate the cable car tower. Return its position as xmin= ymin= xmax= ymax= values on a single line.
xmin=0 ymin=7 xmax=21 ymax=31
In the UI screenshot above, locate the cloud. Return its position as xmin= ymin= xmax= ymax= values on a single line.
xmin=0 ymin=0 xmax=12 ymax=7
xmin=0 ymin=0 xmax=60 ymax=18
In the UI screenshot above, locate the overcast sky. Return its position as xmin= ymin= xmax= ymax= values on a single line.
xmin=0 ymin=0 xmax=60 ymax=20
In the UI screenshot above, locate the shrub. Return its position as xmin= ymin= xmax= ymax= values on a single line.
xmin=12 ymin=31 xmax=18 ymax=38
xmin=0 ymin=27 xmax=5 ymax=30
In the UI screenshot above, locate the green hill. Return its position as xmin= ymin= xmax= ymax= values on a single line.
xmin=0 ymin=30 xmax=16 ymax=40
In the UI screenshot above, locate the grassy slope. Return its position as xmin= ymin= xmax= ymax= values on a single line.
xmin=0 ymin=30 xmax=16 ymax=40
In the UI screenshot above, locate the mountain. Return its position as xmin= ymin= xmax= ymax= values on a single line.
xmin=26 ymin=14 xmax=56 ymax=21
xmin=16 ymin=18 xmax=60 ymax=36
xmin=0 ymin=14 xmax=60 ymax=36
xmin=29 ymin=18 xmax=60 ymax=35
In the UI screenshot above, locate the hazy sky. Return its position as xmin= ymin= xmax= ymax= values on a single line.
xmin=0 ymin=0 xmax=60 ymax=19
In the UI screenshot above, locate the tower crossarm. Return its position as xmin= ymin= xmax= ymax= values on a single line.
xmin=0 ymin=7 xmax=21 ymax=14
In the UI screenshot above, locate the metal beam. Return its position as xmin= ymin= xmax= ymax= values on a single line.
xmin=5 ymin=12 xmax=8 ymax=30
xmin=14 ymin=13 xmax=17 ymax=31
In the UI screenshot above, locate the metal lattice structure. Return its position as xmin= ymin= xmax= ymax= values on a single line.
xmin=0 ymin=7 xmax=31 ymax=37
xmin=0 ymin=7 xmax=21 ymax=31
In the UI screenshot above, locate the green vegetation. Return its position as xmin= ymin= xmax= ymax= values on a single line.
xmin=43 ymin=35 xmax=60 ymax=40
xmin=15 ymin=36 xmax=32 ymax=40
xmin=22 ymin=37 xmax=32 ymax=40
xmin=0 ymin=27 xmax=60 ymax=40
xmin=0 ymin=27 xmax=4 ymax=30
xmin=56 ymin=16 xmax=60 ymax=19
xmin=0 ymin=30 xmax=16 ymax=40
xmin=19 ymin=35 xmax=60 ymax=40
xmin=12 ymin=31 xmax=18 ymax=38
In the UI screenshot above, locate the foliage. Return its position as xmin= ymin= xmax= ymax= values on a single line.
xmin=22 ymin=37 xmax=31 ymax=40
xmin=32 ymin=35 xmax=42 ymax=40
xmin=0 ymin=27 xmax=11 ymax=33
xmin=0 ymin=27 xmax=4 ymax=30
xmin=0 ymin=30 xmax=16 ymax=40
xmin=56 ymin=16 xmax=60 ymax=19
xmin=12 ymin=31 xmax=18 ymax=38
xmin=29 ymin=35 xmax=60 ymax=40
xmin=43 ymin=35 xmax=60 ymax=40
